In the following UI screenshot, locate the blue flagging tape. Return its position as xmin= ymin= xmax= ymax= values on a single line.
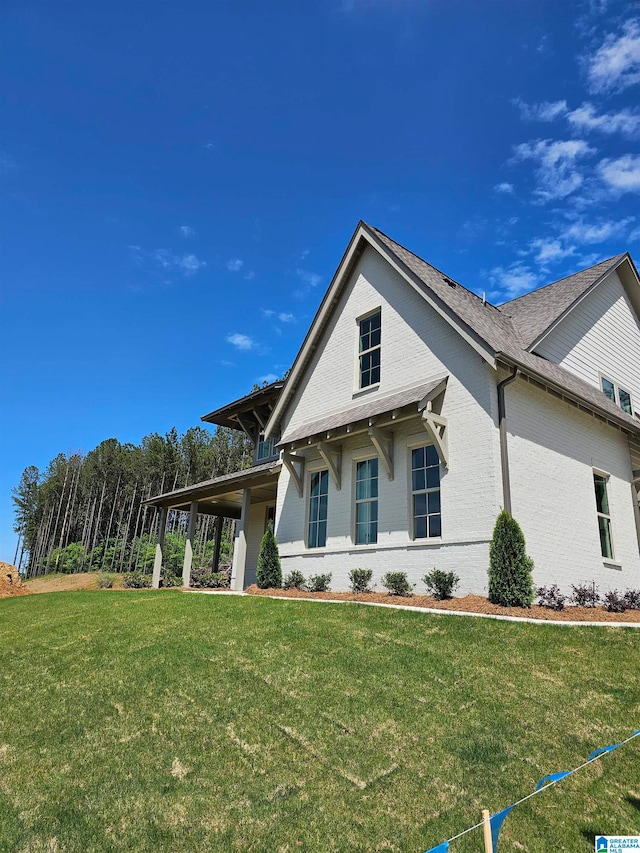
xmin=490 ymin=805 xmax=515 ymax=853
xmin=588 ymin=742 xmax=621 ymax=760
xmin=423 ymin=843 xmax=449 ymax=853
xmin=536 ymin=770 xmax=572 ymax=790
xmin=421 ymin=729 xmax=639 ymax=853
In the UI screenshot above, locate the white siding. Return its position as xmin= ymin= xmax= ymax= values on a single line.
xmin=275 ymin=246 xmax=504 ymax=595
xmin=507 ymin=378 xmax=640 ymax=594
xmin=534 ymin=271 xmax=640 ymax=415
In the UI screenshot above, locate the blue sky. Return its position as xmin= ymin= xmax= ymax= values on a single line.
xmin=1 ymin=0 xmax=639 ymax=562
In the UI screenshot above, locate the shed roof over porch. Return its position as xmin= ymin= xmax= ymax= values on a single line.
xmin=143 ymin=460 xmax=281 ymax=519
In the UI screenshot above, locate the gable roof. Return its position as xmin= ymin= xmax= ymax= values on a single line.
xmin=498 ymin=254 xmax=628 ymax=349
xmin=265 ymin=221 xmax=640 ymax=439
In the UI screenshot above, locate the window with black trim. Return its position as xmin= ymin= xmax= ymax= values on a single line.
xmin=601 ymin=376 xmax=633 ymax=415
xmin=411 ymin=445 xmax=441 ymax=538
xmin=355 ymin=458 xmax=378 ymax=544
xmin=358 ymin=310 xmax=381 ymax=388
xmin=308 ymin=470 xmax=329 ymax=548
xmin=593 ymin=472 xmax=614 ymax=560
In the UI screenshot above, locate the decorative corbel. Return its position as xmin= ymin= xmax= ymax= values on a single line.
xmin=236 ymin=414 xmax=257 ymax=444
xmin=317 ymin=441 xmax=342 ymax=490
xmin=283 ymin=452 xmax=305 ymax=497
xmin=421 ymin=403 xmax=448 ymax=468
xmin=368 ymin=426 xmax=394 ymax=480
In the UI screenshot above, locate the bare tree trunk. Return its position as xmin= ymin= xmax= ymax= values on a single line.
xmin=89 ymin=480 xmax=107 ymax=571
xmin=100 ymin=475 xmax=122 ymax=571
xmin=49 ymin=462 xmax=70 ymax=572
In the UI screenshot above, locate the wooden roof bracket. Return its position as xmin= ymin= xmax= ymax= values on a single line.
xmin=421 ymin=403 xmax=448 ymax=469
xmin=283 ymin=452 xmax=305 ymax=497
xmin=236 ymin=414 xmax=257 ymax=443
xmin=368 ymin=425 xmax=394 ymax=480
xmin=317 ymin=441 xmax=342 ymax=490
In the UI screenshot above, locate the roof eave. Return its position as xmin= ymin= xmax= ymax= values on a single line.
xmin=498 ymin=353 xmax=640 ymax=435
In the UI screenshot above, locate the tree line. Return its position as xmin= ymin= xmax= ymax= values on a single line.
xmin=12 ymin=424 xmax=252 ymax=578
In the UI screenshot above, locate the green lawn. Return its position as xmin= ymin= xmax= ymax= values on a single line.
xmin=1 ymin=591 xmax=638 ymax=853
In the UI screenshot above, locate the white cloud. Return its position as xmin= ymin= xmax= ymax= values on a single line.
xmin=226 ymin=258 xmax=244 ymax=272
xmin=513 ymin=138 xmax=595 ymax=201
xmin=226 ymin=333 xmax=255 ymax=351
xmin=179 ymin=225 xmax=195 ymax=238
xmin=244 ymin=270 xmax=256 ymax=280
xmin=488 ymin=263 xmax=543 ymax=300
xmin=560 ymin=216 xmax=634 ymax=243
xmin=515 ymin=99 xmax=568 ymax=122
xmin=131 ymin=247 xmax=206 ymax=277
xmin=529 ymin=238 xmax=576 ymax=265
xmin=587 ymin=18 xmax=640 ymax=93
xmin=567 ymin=103 xmax=640 ymax=137
xmin=262 ymin=309 xmax=296 ymax=323
xmin=598 ymin=154 xmax=640 ymax=194
xmin=259 ymin=373 xmax=279 ymax=384
xmin=629 ymin=225 xmax=640 ymax=242
xmin=296 ymin=268 xmax=322 ymax=288
xmin=494 ymin=182 xmax=515 ymax=194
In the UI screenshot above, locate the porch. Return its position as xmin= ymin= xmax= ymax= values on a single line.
xmin=143 ymin=460 xmax=281 ymax=590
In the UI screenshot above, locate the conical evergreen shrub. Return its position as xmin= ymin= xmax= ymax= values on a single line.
xmin=256 ymin=521 xmax=282 ymax=589
xmin=488 ymin=510 xmax=534 ymax=607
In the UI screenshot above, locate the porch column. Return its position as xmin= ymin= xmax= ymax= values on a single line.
xmin=212 ymin=515 xmax=223 ymax=572
xmin=152 ymin=506 xmax=167 ymax=589
xmin=231 ymin=488 xmax=252 ymax=591
xmin=182 ymin=500 xmax=198 ymax=587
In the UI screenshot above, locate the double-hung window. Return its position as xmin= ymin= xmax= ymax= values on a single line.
xmin=411 ymin=445 xmax=441 ymax=538
xmin=308 ymin=470 xmax=329 ymax=548
xmin=257 ymin=434 xmax=279 ymax=461
xmin=601 ymin=376 xmax=633 ymax=415
xmin=355 ymin=458 xmax=378 ymax=544
xmin=358 ymin=310 xmax=381 ymax=389
xmin=593 ymin=472 xmax=614 ymax=560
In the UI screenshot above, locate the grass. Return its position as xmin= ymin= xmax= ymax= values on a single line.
xmin=0 ymin=591 xmax=638 ymax=853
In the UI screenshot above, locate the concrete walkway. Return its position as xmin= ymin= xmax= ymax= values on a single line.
xmin=186 ymin=589 xmax=640 ymax=628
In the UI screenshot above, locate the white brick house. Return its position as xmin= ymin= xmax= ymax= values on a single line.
xmin=146 ymin=222 xmax=640 ymax=596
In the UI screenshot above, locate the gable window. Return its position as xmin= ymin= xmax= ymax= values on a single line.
xmin=358 ymin=310 xmax=381 ymax=389
xmin=601 ymin=376 xmax=633 ymax=415
xmin=411 ymin=445 xmax=441 ymax=538
xmin=257 ymin=435 xmax=279 ymax=461
xmin=355 ymin=458 xmax=378 ymax=544
xmin=308 ymin=470 xmax=329 ymax=548
xmin=593 ymin=472 xmax=614 ymax=560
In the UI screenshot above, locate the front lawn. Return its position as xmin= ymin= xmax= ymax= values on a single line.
xmin=1 ymin=591 xmax=638 ymax=852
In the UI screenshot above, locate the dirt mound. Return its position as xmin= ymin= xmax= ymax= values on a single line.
xmin=0 ymin=562 xmax=30 ymax=599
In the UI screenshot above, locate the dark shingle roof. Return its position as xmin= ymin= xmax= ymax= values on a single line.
xmin=366 ymin=224 xmax=525 ymax=351
xmin=363 ymin=224 xmax=638 ymax=434
xmin=498 ymin=254 xmax=626 ymax=348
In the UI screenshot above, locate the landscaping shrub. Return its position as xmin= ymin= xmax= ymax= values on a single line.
xmin=349 ymin=568 xmax=373 ymax=594
xmin=283 ymin=570 xmax=306 ymax=590
xmin=536 ymin=584 xmax=566 ymax=611
xmin=160 ymin=572 xmax=182 ymax=588
xmin=306 ymin=573 xmax=332 ymax=593
xmin=256 ymin=522 xmax=282 ymax=589
xmin=623 ymin=589 xmax=640 ymax=610
xmin=571 ymin=582 xmax=599 ymax=608
xmin=121 ymin=571 xmax=151 ymax=589
xmin=423 ymin=569 xmax=459 ymax=600
xmin=603 ymin=590 xmax=627 ymax=613
xmin=193 ymin=571 xmax=230 ymax=589
xmin=488 ymin=511 xmax=534 ymax=608
xmin=97 ymin=573 xmax=116 ymax=589
xmin=381 ymin=571 xmax=414 ymax=597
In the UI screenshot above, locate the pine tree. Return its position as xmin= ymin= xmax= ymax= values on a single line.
xmin=488 ymin=510 xmax=534 ymax=607
xmin=256 ymin=522 xmax=282 ymax=589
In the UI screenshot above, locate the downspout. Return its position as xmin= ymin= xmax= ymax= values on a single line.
xmin=497 ymin=367 xmax=519 ymax=515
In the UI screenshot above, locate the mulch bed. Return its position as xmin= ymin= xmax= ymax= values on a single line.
xmin=246 ymin=586 xmax=640 ymax=623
